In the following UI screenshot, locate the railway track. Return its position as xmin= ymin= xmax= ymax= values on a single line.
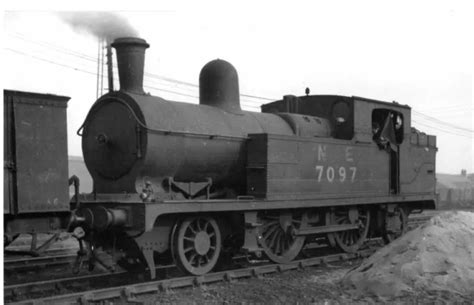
xmin=7 ymin=249 xmax=374 ymax=305
xmin=4 ymin=251 xmax=78 ymax=271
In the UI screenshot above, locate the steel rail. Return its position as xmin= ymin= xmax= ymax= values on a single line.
xmin=5 ymin=263 xmax=178 ymax=303
xmin=4 ymin=252 xmax=78 ymax=271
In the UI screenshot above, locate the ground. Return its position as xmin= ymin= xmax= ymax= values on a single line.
xmin=135 ymin=259 xmax=473 ymax=305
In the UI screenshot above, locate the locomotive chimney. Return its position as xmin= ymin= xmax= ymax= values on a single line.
xmin=111 ymin=37 xmax=149 ymax=94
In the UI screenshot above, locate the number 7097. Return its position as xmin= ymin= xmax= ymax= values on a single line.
xmin=315 ymin=165 xmax=357 ymax=183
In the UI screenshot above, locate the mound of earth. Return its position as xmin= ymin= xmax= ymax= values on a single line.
xmin=342 ymin=211 xmax=474 ymax=298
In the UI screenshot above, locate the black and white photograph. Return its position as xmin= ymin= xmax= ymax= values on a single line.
xmin=2 ymin=1 xmax=473 ymax=304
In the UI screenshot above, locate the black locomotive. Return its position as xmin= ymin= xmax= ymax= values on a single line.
xmin=64 ymin=37 xmax=437 ymax=278
xmin=3 ymin=36 xmax=437 ymax=277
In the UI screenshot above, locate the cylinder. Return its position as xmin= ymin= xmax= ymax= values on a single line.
xmin=73 ymin=206 xmax=127 ymax=231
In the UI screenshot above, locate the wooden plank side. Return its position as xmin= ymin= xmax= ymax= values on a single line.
xmin=13 ymin=94 xmax=70 ymax=213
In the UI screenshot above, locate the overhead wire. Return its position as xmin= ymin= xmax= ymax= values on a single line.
xmin=412 ymin=120 xmax=473 ymax=138
xmin=5 ymin=47 xmax=97 ymax=76
xmin=419 ymin=103 xmax=473 ymax=112
xmin=412 ymin=110 xmax=473 ymax=133
xmin=9 ymin=33 xmax=472 ymax=120
xmin=10 ymin=32 xmax=97 ymax=61
xmin=8 ymin=33 xmax=277 ymax=104
xmin=4 ymin=48 xmax=198 ymax=103
xmin=7 ymin=35 xmax=472 ymax=132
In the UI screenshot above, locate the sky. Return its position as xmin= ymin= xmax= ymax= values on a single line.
xmin=2 ymin=1 xmax=473 ymax=174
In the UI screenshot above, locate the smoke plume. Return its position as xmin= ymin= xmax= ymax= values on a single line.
xmin=57 ymin=12 xmax=138 ymax=42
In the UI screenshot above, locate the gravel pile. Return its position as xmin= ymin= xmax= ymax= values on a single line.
xmin=342 ymin=211 xmax=474 ymax=298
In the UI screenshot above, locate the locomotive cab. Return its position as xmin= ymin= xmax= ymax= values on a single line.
xmin=258 ymin=95 xmax=436 ymax=200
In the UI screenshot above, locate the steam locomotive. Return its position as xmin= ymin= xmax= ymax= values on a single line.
xmin=62 ymin=37 xmax=437 ymax=278
xmin=4 ymin=36 xmax=437 ymax=277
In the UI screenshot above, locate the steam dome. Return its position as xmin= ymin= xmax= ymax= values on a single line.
xmin=199 ymin=59 xmax=241 ymax=114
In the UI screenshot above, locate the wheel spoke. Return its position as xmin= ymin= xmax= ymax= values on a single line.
xmin=342 ymin=232 xmax=348 ymax=245
xmin=203 ymin=221 xmax=210 ymax=232
xmin=188 ymin=253 xmax=197 ymax=265
xmin=278 ymin=233 xmax=285 ymax=255
xmin=283 ymin=235 xmax=290 ymax=251
xmin=261 ymin=220 xmax=279 ymax=230
xmin=343 ymin=231 xmax=349 ymax=244
xmin=188 ymin=224 xmax=198 ymax=235
xmin=275 ymin=232 xmax=282 ymax=254
xmin=268 ymin=228 xmax=280 ymax=248
xmin=263 ymin=225 xmax=279 ymax=240
xmin=352 ymin=233 xmax=358 ymax=245
xmin=344 ymin=232 xmax=350 ymax=245
xmin=196 ymin=219 xmax=203 ymax=231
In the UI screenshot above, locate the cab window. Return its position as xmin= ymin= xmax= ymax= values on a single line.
xmin=372 ymin=109 xmax=404 ymax=146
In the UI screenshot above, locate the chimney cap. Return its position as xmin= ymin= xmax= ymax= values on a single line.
xmin=112 ymin=37 xmax=149 ymax=48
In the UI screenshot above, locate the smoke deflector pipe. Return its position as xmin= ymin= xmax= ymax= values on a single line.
xmin=111 ymin=37 xmax=149 ymax=94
